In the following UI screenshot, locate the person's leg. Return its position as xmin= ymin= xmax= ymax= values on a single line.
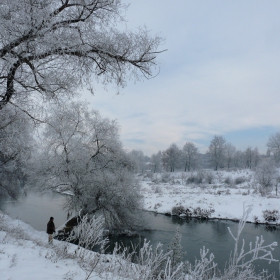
xmin=48 ymin=234 xmax=53 ymax=243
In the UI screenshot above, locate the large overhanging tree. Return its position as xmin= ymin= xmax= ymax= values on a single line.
xmin=0 ymin=104 xmax=34 ymax=198
xmin=36 ymin=101 xmax=143 ymax=230
xmin=0 ymin=0 xmax=163 ymax=109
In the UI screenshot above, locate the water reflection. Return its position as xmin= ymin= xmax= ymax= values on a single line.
xmin=0 ymin=191 xmax=68 ymax=231
xmin=110 ymin=212 xmax=280 ymax=278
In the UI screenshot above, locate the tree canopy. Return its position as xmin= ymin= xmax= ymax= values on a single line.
xmin=35 ymin=101 xmax=143 ymax=230
xmin=0 ymin=0 xmax=163 ymax=109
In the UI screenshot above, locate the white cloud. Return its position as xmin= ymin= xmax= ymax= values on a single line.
xmin=81 ymin=0 xmax=280 ymax=156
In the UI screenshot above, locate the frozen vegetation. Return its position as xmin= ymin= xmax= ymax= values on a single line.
xmin=139 ymin=169 xmax=280 ymax=225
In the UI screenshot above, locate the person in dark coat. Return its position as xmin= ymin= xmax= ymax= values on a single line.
xmin=47 ymin=217 xmax=55 ymax=243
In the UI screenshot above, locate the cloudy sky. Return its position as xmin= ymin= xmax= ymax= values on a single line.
xmin=82 ymin=0 xmax=280 ymax=156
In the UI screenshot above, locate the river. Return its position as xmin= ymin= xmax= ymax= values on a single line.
xmin=0 ymin=191 xmax=279 ymax=278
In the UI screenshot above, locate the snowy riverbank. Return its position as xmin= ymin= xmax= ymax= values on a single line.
xmin=139 ymin=170 xmax=280 ymax=225
xmin=0 ymin=213 xmax=99 ymax=280
xmin=0 ymin=212 xmax=144 ymax=280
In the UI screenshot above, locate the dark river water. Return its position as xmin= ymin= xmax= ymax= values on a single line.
xmin=0 ymin=191 xmax=279 ymax=278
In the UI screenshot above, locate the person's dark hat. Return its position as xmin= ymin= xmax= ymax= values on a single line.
xmin=50 ymin=217 xmax=54 ymax=220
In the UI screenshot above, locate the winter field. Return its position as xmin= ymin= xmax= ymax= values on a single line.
xmin=139 ymin=169 xmax=280 ymax=225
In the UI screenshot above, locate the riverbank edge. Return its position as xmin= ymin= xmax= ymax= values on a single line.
xmin=56 ymin=190 xmax=280 ymax=229
xmin=143 ymin=209 xmax=280 ymax=227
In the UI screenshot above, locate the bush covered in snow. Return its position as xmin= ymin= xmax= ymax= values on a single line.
xmin=171 ymin=205 xmax=185 ymax=216
xmin=186 ymin=170 xmax=210 ymax=185
xmin=160 ymin=172 xmax=172 ymax=183
xmin=263 ymin=210 xmax=280 ymax=222
xmin=205 ymin=171 xmax=215 ymax=184
xmin=186 ymin=174 xmax=198 ymax=184
xmin=234 ymin=176 xmax=247 ymax=185
xmin=224 ymin=176 xmax=233 ymax=185
xmin=193 ymin=207 xmax=215 ymax=219
xmin=171 ymin=206 xmax=215 ymax=219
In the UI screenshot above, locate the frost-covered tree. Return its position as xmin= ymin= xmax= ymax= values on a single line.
xmin=128 ymin=150 xmax=146 ymax=174
xmin=253 ymin=147 xmax=260 ymax=167
xmin=36 ymin=101 xmax=143 ymax=231
xmin=267 ymin=132 xmax=280 ymax=163
xmin=237 ymin=150 xmax=244 ymax=168
xmin=208 ymin=135 xmax=226 ymax=170
xmin=245 ymin=147 xmax=254 ymax=169
xmin=244 ymin=146 xmax=259 ymax=169
xmin=182 ymin=142 xmax=198 ymax=172
xmin=0 ymin=104 xmax=34 ymax=198
xmin=150 ymin=151 xmax=162 ymax=173
xmin=224 ymin=143 xmax=236 ymax=169
xmin=162 ymin=143 xmax=180 ymax=172
xmin=0 ymin=0 xmax=164 ymax=110
xmin=255 ymin=159 xmax=278 ymax=196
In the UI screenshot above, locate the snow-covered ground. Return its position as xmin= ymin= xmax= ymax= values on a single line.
xmin=0 ymin=213 xmax=134 ymax=280
xmin=0 ymin=215 xmax=83 ymax=280
xmin=139 ymin=169 xmax=280 ymax=224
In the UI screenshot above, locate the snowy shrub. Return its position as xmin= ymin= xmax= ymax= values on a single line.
xmin=160 ymin=172 xmax=171 ymax=183
xmin=205 ymin=171 xmax=215 ymax=184
xmin=267 ymin=195 xmax=278 ymax=198
xmin=185 ymin=246 xmax=216 ymax=279
xmin=263 ymin=210 xmax=280 ymax=222
xmin=274 ymin=176 xmax=280 ymax=196
xmin=196 ymin=170 xmax=205 ymax=184
xmin=66 ymin=212 xmax=108 ymax=257
xmin=0 ymin=213 xmax=7 ymax=231
xmin=171 ymin=206 xmax=185 ymax=216
xmin=170 ymin=178 xmax=180 ymax=185
xmin=193 ymin=207 xmax=215 ymax=219
xmin=167 ymin=227 xmax=184 ymax=273
xmin=224 ymin=176 xmax=233 ymax=185
xmin=180 ymin=173 xmax=187 ymax=185
xmin=152 ymin=185 xmax=162 ymax=194
xmin=152 ymin=175 xmax=160 ymax=184
xmin=225 ymin=189 xmax=231 ymax=195
xmin=254 ymin=215 xmax=260 ymax=224
xmin=200 ymin=184 xmax=207 ymax=191
xmin=9 ymin=254 xmax=17 ymax=268
xmin=155 ymin=185 xmax=162 ymax=194
xmin=154 ymin=203 xmax=162 ymax=210
xmin=186 ymin=173 xmax=196 ymax=184
xmin=216 ymin=172 xmax=224 ymax=183
xmin=255 ymin=159 xmax=278 ymax=196
xmin=186 ymin=171 xmax=205 ymax=184
xmin=144 ymin=172 xmax=154 ymax=180
xmin=171 ymin=206 xmax=215 ymax=219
